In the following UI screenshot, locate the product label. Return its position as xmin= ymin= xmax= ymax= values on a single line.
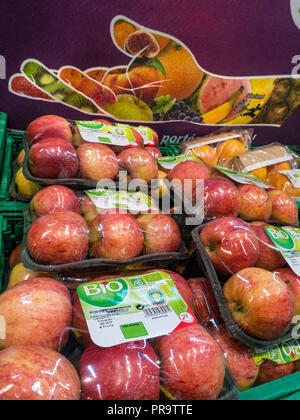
xmin=251 ymin=338 xmax=300 ymax=366
xmin=215 ymin=166 xmax=273 ymax=189
xmin=157 ymin=154 xmax=203 ymax=171
xmin=77 ymin=271 xmax=197 ymax=347
xmin=279 ymin=170 xmax=300 ymax=189
xmin=76 ymin=121 xmax=139 ymax=146
xmin=265 ymin=226 xmax=300 ymax=276
xmin=85 ymin=189 xmax=160 ymax=214
xmin=134 ymin=126 xmax=156 ymax=146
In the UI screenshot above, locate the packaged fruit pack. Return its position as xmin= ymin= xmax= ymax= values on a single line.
xmin=221 ymin=142 xmax=300 ymax=184
xmin=22 ymin=115 xmax=161 ymax=189
xmin=0 ymin=268 xmax=240 ymax=400
xmin=178 ymin=128 xmax=253 ymax=166
xmin=20 ymin=185 xmax=189 ymax=274
xmin=160 ymin=155 xmax=299 ymax=228
xmin=190 ymin=217 xmax=300 ymax=348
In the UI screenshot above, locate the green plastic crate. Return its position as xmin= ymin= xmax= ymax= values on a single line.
xmin=0 ymin=129 xmax=25 ymax=201
xmin=0 ymin=201 xmax=26 ymax=293
xmin=0 ymin=113 xmax=7 ymax=171
xmin=239 ymin=371 xmax=300 ymax=400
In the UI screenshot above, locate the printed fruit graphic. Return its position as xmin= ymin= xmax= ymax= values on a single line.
xmin=156 ymin=41 xmax=204 ymax=101
xmin=10 ymin=75 xmax=54 ymax=100
xmin=0 ymin=346 xmax=81 ymax=400
xmin=79 ymin=342 xmax=160 ymax=400
xmin=27 ymin=115 xmax=73 ymax=145
xmin=223 ymin=267 xmax=295 ymax=341
xmin=203 ymin=177 xmax=241 ymax=218
xmin=274 ymin=268 xmax=300 ymax=316
xmin=89 ymin=211 xmax=144 ymax=260
xmin=125 ymin=30 xmax=160 ymax=59
xmin=238 ymin=184 xmax=272 ymax=221
xmin=0 ymin=278 xmax=72 ymax=350
xmin=104 ymin=94 xmax=153 ymax=121
xmin=200 ymin=217 xmax=260 ymax=277
xmin=255 ymin=361 xmax=295 ymax=386
xmin=15 ymin=167 xmax=42 ymax=197
xmin=29 ymin=138 xmax=79 ymax=179
xmin=157 ymin=325 xmax=225 ymax=400
xmin=103 ymin=66 xmax=160 ymax=104
xmin=27 ymin=211 xmax=89 ymax=265
xmin=118 ymin=147 xmax=158 ymax=185
xmin=210 ymin=326 xmax=259 ymax=391
xmin=29 ymin=185 xmax=81 ymax=218
xmin=249 ymin=222 xmax=286 ymax=271
xmin=268 ymin=189 xmax=299 ymax=225
xmin=113 ymin=19 xmax=136 ymax=50
xmin=216 ymin=138 xmax=247 ymax=162
xmin=189 ymin=145 xmax=218 ymax=166
xmin=77 ymin=143 xmax=119 ymax=181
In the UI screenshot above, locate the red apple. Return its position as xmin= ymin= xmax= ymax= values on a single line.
xmin=80 ymin=193 xmax=98 ymax=225
xmin=118 ymin=147 xmax=158 ymax=185
xmin=79 ymin=341 xmax=160 ymax=400
xmin=0 ymin=278 xmax=72 ymax=350
xmin=29 ymin=185 xmax=81 ymax=218
xmin=77 ymin=143 xmax=119 ymax=181
xmin=274 ymin=268 xmax=300 ymax=316
xmin=210 ymin=326 xmax=259 ymax=391
xmin=27 ymin=211 xmax=89 ymax=265
xmin=17 ymin=149 xmax=25 ymax=167
xmin=157 ymin=324 xmax=225 ymax=400
xmin=167 ymin=161 xmax=211 ymax=200
xmin=238 ymin=184 xmax=272 ymax=221
xmin=200 ymin=217 xmax=260 ymax=277
xmin=72 ymin=275 xmax=120 ymax=347
xmin=27 ymin=115 xmax=73 ymax=145
xmin=249 ymin=222 xmax=286 ymax=271
xmin=268 ymin=190 xmax=299 ymax=225
xmin=0 ymin=346 xmax=80 ymax=400
xmin=137 ymin=213 xmax=181 ymax=254
xmin=145 ymin=269 xmax=194 ymax=311
xmin=145 ymin=146 xmax=162 ymax=158
xmin=8 ymin=244 xmax=21 ymax=268
xmin=255 ymin=361 xmax=295 ymax=386
xmin=204 ymin=177 xmax=241 ymax=218
xmin=89 ymin=211 xmax=144 ymax=260
xmin=223 ymin=267 xmax=295 ymax=341
xmin=189 ymin=277 xmax=222 ymax=326
xmin=29 ymin=138 xmax=79 ymax=179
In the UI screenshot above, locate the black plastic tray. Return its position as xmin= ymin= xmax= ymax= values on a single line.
xmin=21 ymin=207 xmax=190 ymax=274
xmin=190 ymin=224 xmax=293 ymax=349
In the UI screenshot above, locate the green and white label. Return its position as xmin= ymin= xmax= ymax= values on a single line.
xmin=77 ymin=271 xmax=197 ymax=347
xmin=76 ymin=121 xmax=139 ymax=146
xmin=265 ymin=226 xmax=300 ymax=276
xmin=279 ymin=170 xmax=300 ymax=189
xmin=157 ymin=154 xmax=202 ymax=171
xmin=85 ymin=189 xmax=159 ymax=214
xmin=251 ymin=338 xmax=300 ymax=366
xmin=215 ymin=166 xmax=273 ymax=189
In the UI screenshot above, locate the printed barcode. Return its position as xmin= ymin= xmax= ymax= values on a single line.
xmin=144 ymin=305 xmax=172 ymax=317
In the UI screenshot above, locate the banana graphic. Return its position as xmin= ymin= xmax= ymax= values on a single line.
xmin=201 ymin=88 xmax=243 ymax=125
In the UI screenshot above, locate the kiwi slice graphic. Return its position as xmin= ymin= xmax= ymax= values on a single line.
xmin=23 ymin=61 xmax=56 ymax=87
xmin=44 ymin=81 xmax=74 ymax=100
xmin=64 ymin=93 xmax=99 ymax=113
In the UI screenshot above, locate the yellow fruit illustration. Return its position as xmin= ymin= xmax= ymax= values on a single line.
xmin=201 ymin=88 xmax=243 ymax=124
xmin=113 ymin=20 xmax=136 ymax=50
xmin=155 ymin=41 xmax=204 ymax=101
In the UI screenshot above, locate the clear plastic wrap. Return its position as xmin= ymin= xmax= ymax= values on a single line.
xmin=179 ymin=128 xmax=253 ymax=166
xmin=0 ymin=346 xmax=81 ymax=400
xmin=23 ymin=115 xmax=160 ymax=188
xmin=191 ymin=217 xmax=300 ymax=347
xmin=22 ymin=187 xmax=188 ymax=273
xmin=70 ymin=269 xmax=238 ymax=400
